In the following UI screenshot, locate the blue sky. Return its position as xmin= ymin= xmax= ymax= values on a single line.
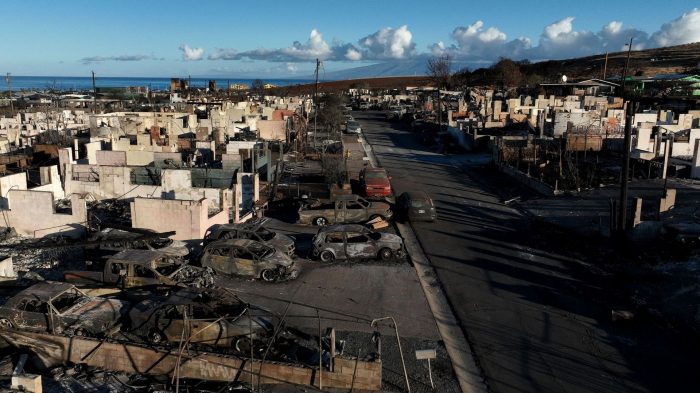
xmin=1 ymin=0 xmax=699 ymax=77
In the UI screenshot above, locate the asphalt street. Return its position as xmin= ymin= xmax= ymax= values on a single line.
xmin=353 ymin=110 xmax=699 ymax=393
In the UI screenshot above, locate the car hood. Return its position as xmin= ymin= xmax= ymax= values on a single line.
xmin=158 ymin=240 xmax=190 ymax=257
xmin=65 ymin=297 xmax=129 ymax=326
xmin=379 ymin=233 xmax=403 ymax=244
xmin=265 ymin=251 xmax=294 ymax=267
xmin=369 ymin=202 xmax=391 ymax=210
xmin=266 ymin=234 xmax=295 ymax=249
xmin=364 ymin=178 xmax=390 ymax=187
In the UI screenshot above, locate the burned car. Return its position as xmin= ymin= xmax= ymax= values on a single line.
xmin=65 ymin=250 xmax=215 ymax=289
xmin=86 ymin=227 xmax=190 ymax=258
xmin=297 ymin=194 xmax=392 ymax=226
xmin=0 ymin=282 xmax=128 ymax=337
xmin=200 ymin=239 xmax=299 ymax=281
xmin=128 ymin=287 xmax=276 ymax=351
xmin=312 ymin=224 xmax=405 ymax=261
xmin=204 ymin=220 xmax=296 ymax=256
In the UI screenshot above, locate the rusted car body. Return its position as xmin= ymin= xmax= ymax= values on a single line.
xmin=128 ymin=287 xmax=275 ymax=350
xmin=311 ymin=224 xmax=405 ymax=261
xmin=200 ymin=239 xmax=298 ymax=281
xmin=297 ymin=195 xmax=392 ymax=226
xmin=204 ymin=220 xmax=296 ymax=256
xmin=87 ymin=228 xmax=190 ymax=258
xmin=0 ymin=282 xmax=128 ymax=336
xmin=65 ymin=250 xmax=215 ymax=289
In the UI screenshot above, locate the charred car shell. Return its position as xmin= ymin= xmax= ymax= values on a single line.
xmin=0 ymin=282 xmax=129 ymax=337
xmin=128 ymin=287 xmax=276 ymax=350
xmin=65 ymin=250 xmax=215 ymax=289
xmin=200 ymin=239 xmax=299 ymax=281
xmin=297 ymin=195 xmax=392 ymax=226
xmin=204 ymin=223 xmax=296 ymax=256
xmin=312 ymin=224 xmax=405 ymax=261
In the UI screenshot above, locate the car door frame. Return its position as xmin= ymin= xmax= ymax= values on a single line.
xmin=154 ymin=304 xmax=188 ymax=342
xmin=12 ymin=297 xmax=52 ymax=332
xmin=323 ymin=231 xmax=346 ymax=259
xmin=203 ymin=245 xmax=234 ymax=275
xmin=335 ymin=200 xmax=346 ymax=223
xmin=126 ymin=262 xmax=162 ymax=289
xmin=231 ymin=245 xmax=257 ymax=278
xmin=189 ymin=304 xmax=227 ymax=345
xmin=344 ymin=200 xmax=366 ymax=223
xmin=344 ymin=231 xmax=375 ymax=259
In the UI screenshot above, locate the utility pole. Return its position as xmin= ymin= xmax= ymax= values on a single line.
xmin=620 ymin=37 xmax=634 ymax=97
xmin=92 ymin=71 xmax=97 ymax=114
xmin=618 ymin=102 xmax=634 ymax=231
xmin=603 ymin=52 xmax=609 ymax=79
xmin=313 ymin=58 xmax=320 ymax=150
xmin=5 ymin=73 xmax=13 ymax=114
xmin=437 ymin=85 xmax=441 ymax=130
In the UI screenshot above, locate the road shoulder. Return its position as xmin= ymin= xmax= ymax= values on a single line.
xmin=360 ymin=134 xmax=488 ymax=393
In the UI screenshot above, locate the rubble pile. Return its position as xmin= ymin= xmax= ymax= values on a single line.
xmin=88 ymin=199 xmax=132 ymax=224
xmin=0 ymin=236 xmax=84 ymax=281
xmin=172 ymin=265 xmax=216 ymax=288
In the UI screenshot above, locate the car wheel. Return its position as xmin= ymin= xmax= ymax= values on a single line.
xmin=148 ymin=329 xmax=166 ymax=345
xmin=320 ymin=250 xmax=335 ymax=262
xmin=234 ymin=337 xmax=252 ymax=353
xmin=261 ymin=269 xmax=277 ymax=282
xmin=0 ymin=318 xmax=13 ymax=329
xmin=314 ymin=217 xmax=328 ymax=226
xmin=74 ymin=328 xmax=93 ymax=337
xmin=379 ymin=248 xmax=393 ymax=260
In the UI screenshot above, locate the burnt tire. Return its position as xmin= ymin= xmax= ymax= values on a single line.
xmin=261 ymin=269 xmax=276 ymax=282
xmin=234 ymin=337 xmax=252 ymax=353
xmin=313 ymin=217 xmax=328 ymax=226
xmin=0 ymin=318 xmax=13 ymax=329
xmin=148 ymin=329 xmax=166 ymax=345
xmin=74 ymin=328 xmax=93 ymax=337
xmin=320 ymin=250 xmax=335 ymax=262
xmin=379 ymin=248 xmax=393 ymax=260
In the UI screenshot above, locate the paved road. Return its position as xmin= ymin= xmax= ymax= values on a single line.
xmin=353 ymin=111 xmax=699 ymax=393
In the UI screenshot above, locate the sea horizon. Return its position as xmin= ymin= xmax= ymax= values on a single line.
xmin=1 ymin=75 xmax=318 ymax=92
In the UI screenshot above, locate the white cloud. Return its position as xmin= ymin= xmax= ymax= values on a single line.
xmin=279 ymin=29 xmax=333 ymax=61
xmin=359 ymin=25 xmax=416 ymax=59
xmin=428 ymin=41 xmax=445 ymax=55
xmin=78 ymin=54 xmax=156 ymax=64
xmin=179 ymin=44 xmax=204 ymax=61
xmin=208 ymin=26 xmax=417 ymax=62
xmin=345 ymin=48 xmax=362 ymax=61
xmin=202 ymin=8 xmax=700 ymax=68
xmin=286 ymin=63 xmax=298 ymax=73
xmin=651 ymin=8 xmax=700 ymax=47
xmin=208 ymin=47 xmax=237 ymax=60
xmin=543 ymin=17 xmax=575 ymax=40
xmin=426 ymin=11 xmax=698 ymax=62
xmin=446 ymin=21 xmax=508 ymax=58
xmin=603 ymin=21 xmax=623 ymax=35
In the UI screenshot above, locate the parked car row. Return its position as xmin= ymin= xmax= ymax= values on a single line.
xmin=0 ymin=282 xmax=279 ymax=354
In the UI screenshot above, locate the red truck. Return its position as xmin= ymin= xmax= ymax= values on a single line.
xmin=360 ymin=168 xmax=392 ymax=197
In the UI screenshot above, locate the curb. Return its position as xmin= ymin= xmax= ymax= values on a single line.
xmin=360 ymin=135 xmax=488 ymax=393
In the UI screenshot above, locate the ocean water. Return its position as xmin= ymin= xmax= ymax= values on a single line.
xmin=1 ymin=76 xmax=316 ymax=92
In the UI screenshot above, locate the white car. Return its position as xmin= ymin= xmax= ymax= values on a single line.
xmin=345 ymin=121 xmax=362 ymax=134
